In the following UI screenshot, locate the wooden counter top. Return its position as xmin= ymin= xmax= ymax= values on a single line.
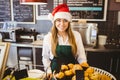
xmin=31 ymin=40 xmax=43 ymax=46
xmin=85 ymin=45 xmax=120 ymax=52
xmin=10 ymin=40 xmax=43 ymax=48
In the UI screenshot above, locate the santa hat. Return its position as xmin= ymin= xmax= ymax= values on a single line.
xmin=48 ymin=3 xmax=72 ymax=22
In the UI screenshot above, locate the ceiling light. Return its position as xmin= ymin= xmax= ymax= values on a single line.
xmin=20 ymin=0 xmax=47 ymax=5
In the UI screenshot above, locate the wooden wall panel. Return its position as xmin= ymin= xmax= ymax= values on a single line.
xmin=108 ymin=0 xmax=120 ymax=11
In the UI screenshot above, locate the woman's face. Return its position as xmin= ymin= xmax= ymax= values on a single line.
xmin=55 ymin=18 xmax=69 ymax=32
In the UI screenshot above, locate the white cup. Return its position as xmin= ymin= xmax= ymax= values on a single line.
xmin=98 ymin=35 xmax=107 ymax=45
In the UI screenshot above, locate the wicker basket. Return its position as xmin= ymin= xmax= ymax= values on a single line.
xmin=91 ymin=67 xmax=116 ymax=80
xmin=53 ymin=67 xmax=117 ymax=80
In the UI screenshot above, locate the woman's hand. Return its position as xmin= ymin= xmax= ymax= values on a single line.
xmin=46 ymin=73 xmax=53 ymax=80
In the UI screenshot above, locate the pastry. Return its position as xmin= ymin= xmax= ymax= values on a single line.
xmin=61 ymin=65 xmax=68 ymax=71
xmin=72 ymin=64 xmax=83 ymax=74
xmin=71 ymin=75 xmax=76 ymax=80
xmin=64 ymin=69 xmax=73 ymax=76
xmin=68 ymin=63 xmax=74 ymax=69
xmin=80 ymin=62 xmax=89 ymax=68
xmin=55 ymin=71 xmax=64 ymax=79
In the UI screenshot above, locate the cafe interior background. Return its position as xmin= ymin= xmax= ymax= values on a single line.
xmin=0 ymin=0 xmax=120 ymax=80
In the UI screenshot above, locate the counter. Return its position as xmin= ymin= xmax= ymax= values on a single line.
xmin=7 ymin=41 xmax=43 ymax=69
xmin=7 ymin=40 xmax=120 ymax=79
xmin=10 ymin=40 xmax=120 ymax=52
xmin=85 ymin=45 xmax=120 ymax=52
xmin=84 ymin=45 xmax=120 ymax=80
xmin=11 ymin=40 xmax=43 ymax=48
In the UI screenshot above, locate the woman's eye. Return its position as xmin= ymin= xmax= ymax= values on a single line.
xmin=56 ymin=19 xmax=68 ymax=22
xmin=56 ymin=19 xmax=61 ymax=22
xmin=63 ymin=19 xmax=68 ymax=22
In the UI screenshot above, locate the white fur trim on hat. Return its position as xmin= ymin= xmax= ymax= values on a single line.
xmin=54 ymin=12 xmax=72 ymax=22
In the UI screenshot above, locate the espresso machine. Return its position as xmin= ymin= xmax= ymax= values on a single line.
xmin=71 ymin=22 xmax=98 ymax=46
xmin=0 ymin=21 xmax=20 ymax=42
xmin=0 ymin=28 xmax=23 ymax=42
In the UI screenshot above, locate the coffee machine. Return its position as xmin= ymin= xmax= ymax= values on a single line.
xmin=71 ymin=22 xmax=98 ymax=46
xmin=0 ymin=21 xmax=20 ymax=42
xmin=0 ymin=28 xmax=22 ymax=42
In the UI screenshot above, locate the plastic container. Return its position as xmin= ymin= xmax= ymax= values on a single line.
xmin=98 ymin=35 xmax=107 ymax=45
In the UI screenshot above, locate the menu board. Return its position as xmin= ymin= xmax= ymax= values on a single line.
xmin=66 ymin=0 xmax=108 ymax=21
xmin=38 ymin=5 xmax=50 ymax=16
xmin=0 ymin=0 xmax=35 ymax=24
xmin=0 ymin=0 xmax=11 ymax=22
xmin=37 ymin=0 xmax=108 ymax=21
xmin=36 ymin=0 xmax=52 ymax=20
xmin=13 ymin=0 xmax=35 ymax=23
xmin=36 ymin=5 xmax=50 ymax=20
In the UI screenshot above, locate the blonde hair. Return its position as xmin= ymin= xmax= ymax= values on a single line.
xmin=51 ymin=22 xmax=77 ymax=57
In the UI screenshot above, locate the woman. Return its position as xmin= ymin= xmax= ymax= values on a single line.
xmin=42 ymin=3 xmax=87 ymax=79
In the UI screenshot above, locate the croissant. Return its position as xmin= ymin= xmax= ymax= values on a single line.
xmin=55 ymin=71 xmax=64 ymax=79
xmin=72 ymin=64 xmax=83 ymax=74
xmin=71 ymin=75 xmax=76 ymax=80
xmin=85 ymin=67 xmax=94 ymax=75
xmin=80 ymin=62 xmax=89 ymax=68
xmin=61 ymin=65 xmax=68 ymax=71
xmin=68 ymin=63 xmax=74 ymax=69
xmin=64 ymin=69 xmax=73 ymax=76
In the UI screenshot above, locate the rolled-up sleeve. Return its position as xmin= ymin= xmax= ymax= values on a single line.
xmin=42 ymin=34 xmax=52 ymax=73
xmin=74 ymin=31 xmax=87 ymax=63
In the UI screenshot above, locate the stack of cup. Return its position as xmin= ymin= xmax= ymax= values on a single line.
xmin=98 ymin=35 xmax=107 ymax=45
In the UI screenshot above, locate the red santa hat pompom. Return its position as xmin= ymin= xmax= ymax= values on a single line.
xmin=48 ymin=3 xmax=72 ymax=22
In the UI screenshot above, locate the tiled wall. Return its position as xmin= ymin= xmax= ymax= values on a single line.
xmin=93 ymin=11 xmax=120 ymax=48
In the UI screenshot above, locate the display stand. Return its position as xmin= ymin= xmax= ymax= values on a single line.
xmin=0 ymin=42 xmax=10 ymax=80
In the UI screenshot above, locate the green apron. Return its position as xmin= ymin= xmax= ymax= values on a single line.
xmin=50 ymin=45 xmax=78 ymax=73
